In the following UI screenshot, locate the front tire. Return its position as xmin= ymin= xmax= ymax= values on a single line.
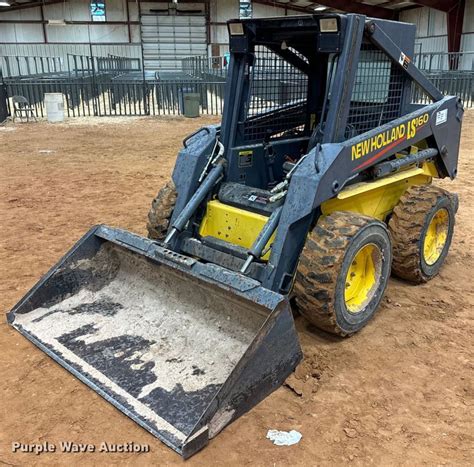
xmin=294 ymin=212 xmax=392 ymax=336
xmin=147 ymin=180 xmax=177 ymax=240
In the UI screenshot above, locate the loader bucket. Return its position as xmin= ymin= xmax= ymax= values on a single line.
xmin=8 ymin=225 xmax=302 ymax=458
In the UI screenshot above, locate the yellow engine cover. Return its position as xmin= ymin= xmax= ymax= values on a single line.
xmin=199 ymin=200 xmax=275 ymax=260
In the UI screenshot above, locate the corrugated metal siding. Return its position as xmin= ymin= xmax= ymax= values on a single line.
xmin=0 ymin=0 xmax=132 ymax=43
xmin=415 ymin=36 xmax=449 ymax=54
xmin=400 ymin=6 xmax=447 ymax=54
xmin=141 ymin=15 xmax=207 ymax=71
xmin=462 ymin=0 xmax=474 ymax=62
xmin=0 ymin=23 xmax=134 ymax=44
xmin=211 ymin=0 xmax=237 ymax=46
xmin=209 ymin=0 xmax=302 ymax=54
xmin=253 ymin=3 xmax=285 ymax=17
xmin=401 ymin=1 xmax=473 ymax=54
xmin=0 ymin=23 xmax=43 ymax=43
xmin=461 ymin=33 xmax=474 ymax=51
xmin=463 ymin=0 xmax=474 ymax=33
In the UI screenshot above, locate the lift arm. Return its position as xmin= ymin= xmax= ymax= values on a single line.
xmin=366 ymin=19 xmax=444 ymax=102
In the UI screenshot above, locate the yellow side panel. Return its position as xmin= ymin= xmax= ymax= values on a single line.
xmin=199 ymin=200 xmax=275 ymax=260
xmin=321 ymin=164 xmax=436 ymax=221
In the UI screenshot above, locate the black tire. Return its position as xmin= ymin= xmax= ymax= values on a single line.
xmin=294 ymin=211 xmax=392 ymax=336
xmin=388 ymin=185 xmax=455 ymax=284
xmin=146 ymin=180 xmax=177 ymax=240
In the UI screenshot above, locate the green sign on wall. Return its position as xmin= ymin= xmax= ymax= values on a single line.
xmin=90 ymin=1 xmax=106 ymax=22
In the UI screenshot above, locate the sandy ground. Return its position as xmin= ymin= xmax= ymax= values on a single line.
xmin=0 ymin=113 xmax=473 ymax=466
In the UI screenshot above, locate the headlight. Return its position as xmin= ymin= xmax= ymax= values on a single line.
xmin=319 ymin=18 xmax=338 ymax=33
xmin=229 ymin=22 xmax=244 ymax=36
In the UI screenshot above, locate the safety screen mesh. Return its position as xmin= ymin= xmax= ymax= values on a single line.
xmin=243 ymin=46 xmax=308 ymax=142
xmin=346 ymin=45 xmax=407 ymax=137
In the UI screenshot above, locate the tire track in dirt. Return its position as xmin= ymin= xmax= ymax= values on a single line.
xmin=0 ymin=113 xmax=473 ymax=465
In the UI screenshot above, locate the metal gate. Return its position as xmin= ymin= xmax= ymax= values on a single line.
xmin=141 ymin=15 xmax=207 ymax=71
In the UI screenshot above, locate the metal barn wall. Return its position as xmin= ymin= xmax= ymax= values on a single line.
xmin=0 ymin=0 xmax=142 ymax=76
xmin=2 ymin=0 xmax=472 ymax=75
xmin=0 ymin=0 xmax=140 ymax=43
xmin=461 ymin=0 xmax=474 ymax=53
xmin=400 ymin=0 xmax=473 ymax=56
xmin=209 ymin=0 xmax=299 ymax=55
xmin=400 ymin=6 xmax=447 ymax=54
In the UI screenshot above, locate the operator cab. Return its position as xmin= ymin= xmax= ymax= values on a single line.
xmin=220 ymin=15 xmax=412 ymax=196
xmin=222 ymin=15 xmax=344 ymax=191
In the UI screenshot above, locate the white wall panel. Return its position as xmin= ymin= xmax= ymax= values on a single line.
xmin=401 ymin=2 xmax=473 ymax=54
xmin=0 ymin=23 xmax=43 ymax=42
xmin=46 ymin=23 xmax=130 ymax=43
xmin=464 ymin=0 xmax=474 ymax=33
xmin=139 ymin=2 xmax=204 ymax=14
xmin=461 ymin=33 xmax=474 ymax=50
xmin=286 ymin=9 xmax=305 ymax=16
xmin=106 ymin=0 xmax=127 ymax=21
xmin=253 ymin=3 xmax=285 ymax=17
xmin=2 ymin=0 xmax=469 ymax=69
xmin=129 ymin=2 xmax=139 ymax=22
xmin=0 ymin=24 xmax=16 ymax=42
xmin=0 ymin=0 xmax=136 ymax=44
xmin=213 ymin=0 xmax=238 ymax=23
xmin=131 ymin=24 xmax=141 ymax=43
xmin=415 ymin=36 xmax=448 ymax=54
xmin=44 ymin=0 xmax=89 ymax=21
xmin=460 ymin=34 xmax=474 ymax=70
xmin=90 ymin=24 xmax=129 ymax=42
xmin=0 ymin=6 xmax=41 ymax=20
xmin=400 ymin=6 xmax=446 ymax=38
xmin=210 ymin=0 xmax=291 ymax=53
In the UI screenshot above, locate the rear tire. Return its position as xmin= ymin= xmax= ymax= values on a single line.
xmin=388 ymin=185 xmax=455 ymax=284
xmin=147 ymin=180 xmax=177 ymax=241
xmin=294 ymin=212 xmax=392 ymax=336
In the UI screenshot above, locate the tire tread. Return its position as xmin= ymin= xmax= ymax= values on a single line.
xmin=294 ymin=211 xmax=381 ymax=336
xmin=146 ymin=180 xmax=177 ymax=240
xmin=389 ymin=184 xmax=452 ymax=283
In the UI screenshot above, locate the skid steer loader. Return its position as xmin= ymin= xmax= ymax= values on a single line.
xmin=9 ymin=14 xmax=462 ymax=458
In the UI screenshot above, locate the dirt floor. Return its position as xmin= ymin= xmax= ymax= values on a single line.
xmin=0 ymin=113 xmax=473 ymax=466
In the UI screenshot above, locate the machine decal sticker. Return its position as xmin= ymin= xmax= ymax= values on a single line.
xmin=238 ymin=150 xmax=253 ymax=168
xmin=351 ymin=113 xmax=429 ymax=170
xmin=436 ymin=109 xmax=448 ymax=125
xmin=399 ymin=52 xmax=411 ymax=69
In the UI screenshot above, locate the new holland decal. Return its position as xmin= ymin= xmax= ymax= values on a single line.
xmin=351 ymin=113 xmax=429 ymax=171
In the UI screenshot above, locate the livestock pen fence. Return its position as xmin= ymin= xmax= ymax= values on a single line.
xmin=3 ymin=76 xmax=226 ymax=118
xmin=1 ymin=52 xmax=226 ymax=118
xmin=0 ymin=51 xmax=472 ymax=121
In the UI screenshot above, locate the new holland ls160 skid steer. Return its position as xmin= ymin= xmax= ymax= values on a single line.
xmin=9 ymin=14 xmax=462 ymax=458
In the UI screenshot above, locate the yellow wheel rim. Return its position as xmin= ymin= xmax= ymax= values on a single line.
xmin=423 ymin=208 xmax=449 ymax=266
xmin=344 ymin=244 xmax=382 ymax=314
